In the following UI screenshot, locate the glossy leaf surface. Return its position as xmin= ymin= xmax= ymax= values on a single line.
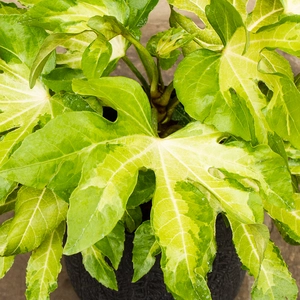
xmin=26 ymin=222 xmax=65 ymax=300
xmin=0 ymin=77 xmax=296 ymax=298
xmin=3 ymin=187 xmax=67 ymax=255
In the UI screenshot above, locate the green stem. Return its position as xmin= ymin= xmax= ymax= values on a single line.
xmin=121 ymin=31 xmax=160 ymax=99
xmin=122 ymin=55 xmax=150 ymax=96
xmin=153 ymin=81 xmax=174 ymax=107
xmin=157 ymin=58 xmax=164 ymax=88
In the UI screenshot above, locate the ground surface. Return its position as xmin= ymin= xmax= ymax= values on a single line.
xmin=0 ymin=0 xmax=300 ymax=299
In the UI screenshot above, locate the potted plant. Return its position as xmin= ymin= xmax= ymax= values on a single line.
xmin=0 ymin=0 xmax=300 ymax=299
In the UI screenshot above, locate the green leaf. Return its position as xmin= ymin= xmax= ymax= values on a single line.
xmin=0 ymin=15 xmax=48 ymax=67
xmin=286 ymin=144 xmax=300 ymax=175
xmin=258 ymin=49 xmax=300 ymax=149
xmin=229 ymin=216 xmax=270 ymax=278
xmin=251 ymin=241 xmax=298 ymax=299
xmin=23 ymin=0 xmax=129 ymax=32
xmin=29 ymin=31 xmax=86 ymax=88
xmin=0 ymin=77 xmax=295 ymax=299
xmin=169 ymin=8 xmax=222 ymax=52
xmin=146 ymin=28 xmax=194 ymax=70
xmin=50 ymin=92 xmax=98 ymax=117
xmin=0 ymin=176 xmax=17 ymax=203
xmin=127 ymin=169 xmax=155 ymax=208
xmin=126 ymin=0 xmax=159 ymax=29
xmin=4 ymin=187 xmax=68 ymax=255
xmin=55 ymin=31 xmax=97 ymax=70
xmin=81 ymin=222 xmax=125 ymax=290
xmin=0 ymin=218 xmax=12 ymax=254
xmin=42 ymin=68 xmax=85 ymax=93
xmin=25 ymin=221 xmax=65 ymax=300
xmin=0 ymin=2 xmax=24 ymax=14
xmin=246 ymin=0 xmax=284 ymax=32
xmin=0 ymin=256 xmax=14 ymax=279
xmin=147 ymin=28 xmax=193 ymax=59
xmin=0 ymin=180 xmax=18 ymax=214
xmin=132 ymin=221 xmax=160 ymax=282
xmin=174 ymin=49 xmax=257 ymax=143
xmin=264 ymin=193 xmax=300 ymax=244
xmin=123 ymin=206 xmax=142 ymax=233
xmin=206 ymin=0 xmax=245 ymax=46
xmin=0 ymin=60 xmax=51 ymax=167
xmin=0 ymin=219 xmax=14 ymax=277
xmin=175 ymin=16 xmax=300 ymax=146
xmin=93 ymin=221 xmax=125 ymax=270
xmin=82 ymin=35 xmax=112 ymax=79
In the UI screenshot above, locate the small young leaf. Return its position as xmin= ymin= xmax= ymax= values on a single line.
xmin=147 ymin=28 xmax=193 ymax=59
xmin=132 ymin=221 xmax=160 ymax=282
xmin=25 ymin=221 xmax=65 ymax=300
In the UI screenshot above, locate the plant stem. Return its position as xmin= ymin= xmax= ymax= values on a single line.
xmin=153 ymin=81 xmax=174 ymax=107
xmin=122 ymin=55 xmax=150 ymax=96
xmin=121 ymin=31 xmax=160 ymax=99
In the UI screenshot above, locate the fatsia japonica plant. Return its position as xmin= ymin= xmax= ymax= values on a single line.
xmin=0 ymin=0 xmax=300 ymax=299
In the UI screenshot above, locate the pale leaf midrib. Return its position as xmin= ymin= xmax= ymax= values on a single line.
xmin=11 ymin=188 xmax=47 ymax=253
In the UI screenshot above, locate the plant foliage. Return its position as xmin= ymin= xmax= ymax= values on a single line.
xmin=0 ymin=0 xmax=300 ymax=299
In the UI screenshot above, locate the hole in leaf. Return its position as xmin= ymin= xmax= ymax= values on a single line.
xmin=0 ymin=126 xmax=20 ymax=141
xmin=102 ymin=106 xmax=118 ymax=122
xmin=247 ymin=0 xmax=256 ymax=13
xmin=257 ymin=81 xmax=273 ymax=102
xmin=0 ymin=69 xmax=3 ymax=74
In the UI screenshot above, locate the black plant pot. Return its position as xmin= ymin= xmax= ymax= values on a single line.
xmin=65 ymin=215 xmax=245 ymax=300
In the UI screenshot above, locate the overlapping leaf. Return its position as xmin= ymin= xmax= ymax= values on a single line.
xmin=82 ymin=222 xmax=125 ymax=290
xmin=24 ymin=0 xmax=159 ymax=82
xmin=132 ymin=220 xmax=160 ymax=282
xmin=0 ymin=219 xmax=14 ymax=278
xmin=0 ymin=77 xmax=296 ymax=298
xmin=174 ymin=6 xmax=300 ymax=148
xmin=2 ymin=187 xmax=67 ymax=255
xmin=0 ymin=15 xmax=52 ymax=167
xmin=246 ymin=0 xmax=284 ymax=32
xmin=25 ymin=221 xmax=65 ymax=300
xmin=251 ymin=241 xmax=298 ymax=299
xmin=167 ymin=0 xmax=222 ymax=51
